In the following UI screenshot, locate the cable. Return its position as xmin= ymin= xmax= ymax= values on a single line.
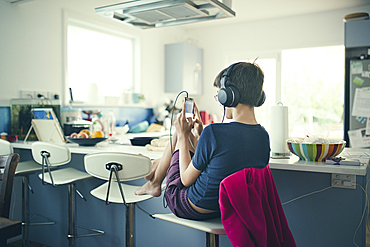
xmin=169 ymin=90 xmax=188 ymax=154
xmin=353 ymin=183 xmax=368 ymax=247
xmin=281 ymin=186 xmax=333 ymax=205
xmin=163 ymin=90 xmax=188 ymax=209
xmin=221 ymin=105 xmax=226 ymax=123
xmin=136 ymin=203 xmax=154 ymax=219
xmin=353 ymin=164 xmax=370 ymax=247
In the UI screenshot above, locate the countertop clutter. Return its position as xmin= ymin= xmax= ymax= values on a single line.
xmin=12 ymin=140 xmax=369 ymax=176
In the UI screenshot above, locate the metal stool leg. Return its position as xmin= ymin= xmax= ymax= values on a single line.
xmin=21 ymin=175 xmax=56 ymax=247
xmin=67 ymin=183 xmax=104 ymax=247
xmin=22 ymin=176 xmax=29 ymax=247
xmin=68 ymin=183 xmax=76 ymax=247
xmin=206 ymin=233 xmax=219 ymax=247
xmin=126 ymin=204 xmax=135 ymax=247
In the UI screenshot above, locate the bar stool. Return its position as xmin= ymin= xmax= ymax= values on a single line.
xmin=0 ymin=139 xmax=56 ymax=247
xmin=152 ymin=213 xmax=225 ymax=247
xmin=84 ymin=152 xmax=156 ymax=247
xmin=0 ymin=153 xmax=21 ymax=246
xmin=31 ymin=141 xmax=104 ymax=247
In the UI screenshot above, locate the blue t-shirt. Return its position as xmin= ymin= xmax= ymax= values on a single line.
xmin=187 ymin=122 xmax=270 ymax=211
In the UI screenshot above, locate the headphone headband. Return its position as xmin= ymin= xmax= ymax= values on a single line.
xmin=218 ymin=62 xmax=266 ymax=107
xmin=218 ymin=63 xmax=241 ymax=107
xmin=220 ymin=62 xmax=239 ymax=88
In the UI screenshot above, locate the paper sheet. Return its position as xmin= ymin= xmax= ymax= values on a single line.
xmin=351 ymin=61 xmax=363 ymax=74
xmin=352 ymin=87 xmax=370 ymax=117
xmin=348 ymin=128 xmax=370 ymax=148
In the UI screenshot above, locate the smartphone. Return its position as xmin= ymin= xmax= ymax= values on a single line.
xmin=184 ymin=97 xmax=194 ymax=119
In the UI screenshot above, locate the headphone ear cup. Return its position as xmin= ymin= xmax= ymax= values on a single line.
xmin=217 ymin=88 xmax=229 ymax=106
xmin=228 ymin=85 xmax=240 ymax=107
xmin=256 ymin=91 xmax=266 ymax=107
xmin=218 ymin=85 xmax=240 ymax=107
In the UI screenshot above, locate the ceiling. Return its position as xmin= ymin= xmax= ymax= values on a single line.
xmin=229 ymin=0 xmax=369 ymax=23
xmin=95 ymin=0 xmax=370 ymax=29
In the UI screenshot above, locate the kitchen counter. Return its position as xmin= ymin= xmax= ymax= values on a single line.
xmin=10 ymin=141 xmax=370 ymax=247
xmin=269 ymin=148 xmax=369 ymax=176
xmin=13 ymin=141 xmax=369 ymax=175
xmin=12 ymin=140 xmax=164 ymax=160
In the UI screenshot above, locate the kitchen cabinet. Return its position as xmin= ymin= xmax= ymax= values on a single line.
xmin=345 ymin=19 xmax=370 ymax=48
xmin=165 ymin=42 xmax=203 ymax=95
xmin=11 ymin=143 xmax=369 ymax=247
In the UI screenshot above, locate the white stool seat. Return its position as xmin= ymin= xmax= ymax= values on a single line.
xmin=15 ymin=160 xmax=47 ymax=175
xmin=91 ymin=181 xmax=153 ymax=204
xmin=31 ymin=141 xmax=104 ymax=246
xmin=84 ymin=152 xmax=156 ymax=246
xmin=1 ymin=139 xmax=58 ymax=246
xmin=38 ymin=167 xmax=92 ymax=185
xmin=153 ymin=213 xmax=225 ymax=236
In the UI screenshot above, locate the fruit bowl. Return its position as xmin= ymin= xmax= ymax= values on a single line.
xmin=67 ymin=137 xmax=107 ymax=146
xmin=130 ymin=137 xmax=158 ymax=146
xmin=286 ymin=139 xmax=346 ymax=161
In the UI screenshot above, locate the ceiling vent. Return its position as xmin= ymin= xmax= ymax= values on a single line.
xmin=3 ymin=0 xmax=34 ymax=3
xmin=95 ymin=0 xmax=235 ymax=29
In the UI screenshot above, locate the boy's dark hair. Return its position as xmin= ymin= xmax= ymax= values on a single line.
xmin=213 ymin=62 xmax=264 ymax=107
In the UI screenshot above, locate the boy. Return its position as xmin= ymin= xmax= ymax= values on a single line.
xmin=135 ymin=62 xmax=270 ymax=220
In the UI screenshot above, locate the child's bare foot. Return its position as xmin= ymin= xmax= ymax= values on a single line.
xmin=144 ymin=158 xmax=160 ymax=181
xmin=135 ymin=181 xmax=162 ymax=197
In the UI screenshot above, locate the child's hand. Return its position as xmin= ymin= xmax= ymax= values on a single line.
xmin=192 ymin=103 xmax=203 ymax=139
xmin=174 ymin=102 xmax=193 ymax=138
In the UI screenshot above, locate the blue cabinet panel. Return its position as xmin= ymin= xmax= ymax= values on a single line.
xmin=345 ymin=19 xmax=370 ymax=48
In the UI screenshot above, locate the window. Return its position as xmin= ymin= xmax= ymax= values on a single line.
xmin=227 ymin=45 xmax=344 ymax=140
xmin=64 ymin=12 xmax=140 ymax=105
xmin=281 ymin=46 xmax=344 ymax=139
xmin=226 ymin=53 xmax=279 ymax=129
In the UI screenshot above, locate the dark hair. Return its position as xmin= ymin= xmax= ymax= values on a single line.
xmin=213 ymin=62 xmax=264 ymax=106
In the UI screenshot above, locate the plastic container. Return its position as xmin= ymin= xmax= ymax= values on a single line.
xmin=107 ymin=112 xmax=116 ymax=138
xmin=130 ymin=121 xmax=149 ymax=133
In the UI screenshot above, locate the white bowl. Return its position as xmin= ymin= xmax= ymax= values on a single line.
xmin=115 ymin=125 xmax=129 ymax=135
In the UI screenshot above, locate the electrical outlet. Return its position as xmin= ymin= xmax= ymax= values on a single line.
xmin=48 ymin=92 xmax=59 ymax=100
xmin=331 ymin=174 xmax=356 ymax=189
xmin=34 ymin=91 xmax=48 ymax=99
xmin=20 ymin=90 xmax=34 ymax=99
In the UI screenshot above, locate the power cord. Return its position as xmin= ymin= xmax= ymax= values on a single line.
xmin=163 ymin=90 xmax=188 ymax=209
xmin=281 ymin=186 xmax=333 ymax=205
xmin=353 ymin=164 xmax=370 ymax=247
xmin=169 ymin=90 xmax=188 ymax=154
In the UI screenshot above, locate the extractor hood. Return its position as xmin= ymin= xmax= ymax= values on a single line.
xmin=95 ymin=0 xmax=235 ymax=29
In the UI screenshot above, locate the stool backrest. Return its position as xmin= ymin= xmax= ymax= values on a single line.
xmin=31 ymin=141 xmax=71 ymax=166
xmin=0 ymin=153 xmax=19 ymax=218
xmin=0 ymin=139 xmax=13 ymax=156
xmin=84 ymin=152 xmax=151 ymax=182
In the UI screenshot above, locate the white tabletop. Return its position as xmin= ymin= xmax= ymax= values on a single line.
xmin=269 ymin=148 xmax=370 ymax=176
xmin=12 ymin=140 xmax=369 ymax=176
xmin=12 ymin=140 xmax=164 ymax=160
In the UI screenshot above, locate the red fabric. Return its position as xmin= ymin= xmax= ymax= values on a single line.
xmin=219 ymin=165 xmax=296 ymax=247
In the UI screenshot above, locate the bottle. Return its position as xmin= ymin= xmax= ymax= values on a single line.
xmin=107 ymin=112 xmax=116 ymax=139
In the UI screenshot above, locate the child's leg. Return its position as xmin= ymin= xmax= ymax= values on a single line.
xmin=135 ymin=132 xmax=178 ymax=197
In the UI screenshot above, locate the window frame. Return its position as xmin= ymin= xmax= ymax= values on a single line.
xmin=226 ymin=46 xmax=344 ymax=139
xmin=62 ymin=10 xmax=141 ymax=106
xmin=226 ymin=51 xmax=281 ymax=130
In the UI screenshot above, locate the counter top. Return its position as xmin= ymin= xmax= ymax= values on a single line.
xmin=12 ymin=141 xmax=164 ymax=160
xmin=12 ymin=141 xmax=369 ymax=176
xmin=269 ymin=148 xmax=369 ymax=176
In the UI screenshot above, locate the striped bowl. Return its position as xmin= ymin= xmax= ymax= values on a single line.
xmin=286 ymin=139 xmax=346 ymax=162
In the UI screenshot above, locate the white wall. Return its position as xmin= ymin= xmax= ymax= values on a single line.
xmin=1 ymin=0 xmax=370 ymax=120
xmin=0 ymin=0 xmax=186 ymax=106
xmin=184 ymin=5 xmax=370 ymax=118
